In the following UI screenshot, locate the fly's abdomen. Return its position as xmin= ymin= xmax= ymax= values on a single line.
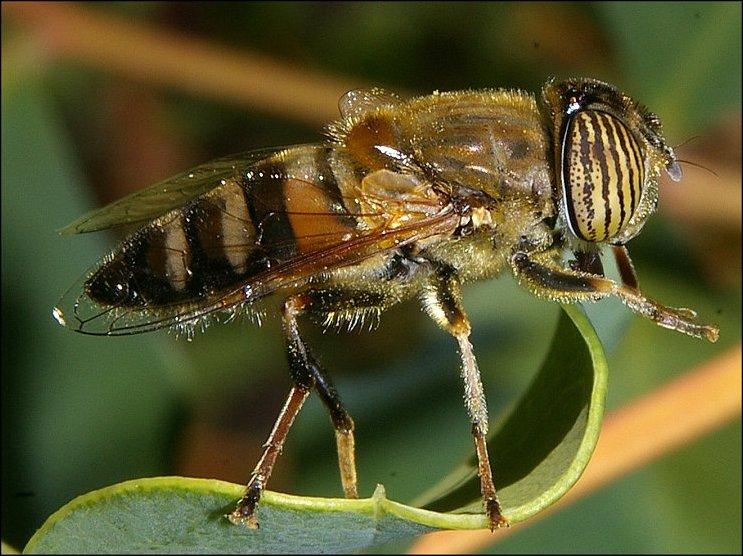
xmin=85 ymin=177 xmax=263 ymax=308
xmin=84 ymin=146 xmax=360 ymax=310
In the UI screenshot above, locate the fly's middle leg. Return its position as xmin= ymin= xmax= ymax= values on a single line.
xmin=421 ymin=265 xmax=509 ymax=530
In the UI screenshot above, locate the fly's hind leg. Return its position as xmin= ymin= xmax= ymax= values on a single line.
xmin=294 ymin=287 xmax=404 ymax=498
xmin=421 ymin=265 xmax=508 ymax=530
xmin=511 ymin=249 xmax=718 ymax=342
xmin=229 ymin=287 xmax=399 ymax=528
xmin=228 ymin=295 xmax=317 ymax=528
xmin=310 ymin=358 xmax=358 ymax=498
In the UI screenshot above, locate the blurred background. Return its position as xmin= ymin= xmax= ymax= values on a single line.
xmin=2 ymin=2 xmax=740 ymax=553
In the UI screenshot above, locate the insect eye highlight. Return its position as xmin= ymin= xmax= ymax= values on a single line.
xmin=561 ymin=88 xmax=587 ymax=116
xmin=560 ymin=109 xmax=645 ymax=242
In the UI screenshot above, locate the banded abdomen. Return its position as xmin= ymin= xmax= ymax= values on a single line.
xmin=85 ymin=146 xmax=360 ymax=309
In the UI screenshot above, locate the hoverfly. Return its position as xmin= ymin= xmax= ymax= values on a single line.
xmin=54 ymin=78 xmax=719 ymax=530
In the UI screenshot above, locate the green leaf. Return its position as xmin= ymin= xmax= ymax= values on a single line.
xmin=24 ymin=305 xmax=607 ymax=553
xmin=413 ymin=304 xmax=608 ymax=517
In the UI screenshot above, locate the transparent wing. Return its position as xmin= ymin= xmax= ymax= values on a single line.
xmin=55 ymin=209 xmax=458 ymax=336
xmin=59 ymin=145 xmax=309 ymax=234
xmin=338 ymin=88 xmax=404 ymax=119
xmin=55 ymin=145 xmax=457 ymax=336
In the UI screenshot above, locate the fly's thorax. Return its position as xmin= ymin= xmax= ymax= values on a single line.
xmin=420 ymin=230 xmax=508 ymax=283
xmin=541 ymin=78 xmax=679 ymax=247
xmin=403 ymin=90 xmax=554 ymax=203
xmin=326 ymin=92 xmax=407 ymax=173
xmin=329 ymin=89 xmax=554 ymax=205
xmin=420 ymin=193 xmax=553 ymax=283
xmin=327 ymin=87 xmax=559 ymax=276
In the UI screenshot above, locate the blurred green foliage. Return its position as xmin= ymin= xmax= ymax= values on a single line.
xmin=2 ymin=2 xmax=741 ymax=553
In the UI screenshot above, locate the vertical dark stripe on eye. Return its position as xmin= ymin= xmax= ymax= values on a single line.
xmin=562 ymin=115 xmax=581 ymax=239
xmin=603 ymin=115 xmax=627 ymax=230
xmin=615 ymin=116 xmax=643 ymax=218
xmin=576 ymin=111 xmax=596 ymax=239
xmin=590 ymin=112 xmax=613 ymax=239
xmin=627 ymin=124 xmax=645 ymax=212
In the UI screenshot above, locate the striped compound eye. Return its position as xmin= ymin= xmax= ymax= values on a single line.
xmin=561 ymin=109 xmax=645 ymax=243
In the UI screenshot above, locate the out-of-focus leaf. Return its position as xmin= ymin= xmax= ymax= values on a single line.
xmin=597 ymin=2 xmax=742 ymax=137
xmin=1 ymin=69 xmax=178 ymax=546
xmin=1 ymin=541 xmax=20 ymax=554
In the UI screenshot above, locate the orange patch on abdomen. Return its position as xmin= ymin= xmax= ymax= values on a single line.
xmin=282 ymin=178 xmax=356 ymax=253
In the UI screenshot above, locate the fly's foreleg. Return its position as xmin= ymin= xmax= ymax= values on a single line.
xmin=511 ymin=249 xmax=718 ymax=342
xmin=611 ymin=244 xmax=639 ymax=290
xmin=421 ymin=266 xmax=509 ymax=530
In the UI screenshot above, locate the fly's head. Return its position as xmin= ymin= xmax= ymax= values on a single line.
xmin=541 ymin=77 xmax=681 ymax=249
